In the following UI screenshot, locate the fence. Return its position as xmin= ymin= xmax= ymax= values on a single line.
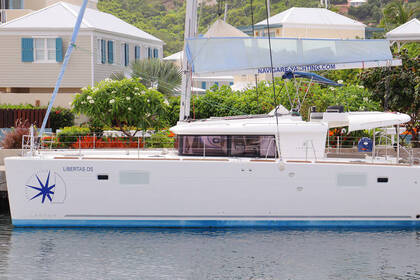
xmin=0 ymin=109 xmax=49 ymax=128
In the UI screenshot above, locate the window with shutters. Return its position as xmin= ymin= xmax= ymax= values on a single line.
xmin=97 ymin=38 xmax=107 ymax=64
xmin=34 ymin=38 xmax=56 ymax=62
xmin=135 ymin=46 xmax=141 ymax=61
xmin=121 ymin=43 xmax=129 ymax=66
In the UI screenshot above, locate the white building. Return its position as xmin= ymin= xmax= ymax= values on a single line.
xmin=0 ymin=1 xmax=164 ymax=107
xmin=254 ymin=7 xmax=366 ymax=39
xmin=386 ymin=18 xmax=420 ymax=50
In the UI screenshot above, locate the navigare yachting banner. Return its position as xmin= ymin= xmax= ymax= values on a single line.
xmin=185 ymin=37 xmax=398 ymax=75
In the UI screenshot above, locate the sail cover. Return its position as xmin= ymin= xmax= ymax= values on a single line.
xmin=185 ymin=37 xmax=398 ymax=75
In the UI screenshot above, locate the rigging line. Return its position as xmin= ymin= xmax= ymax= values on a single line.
xmin=301 ymin=77 xmax=314 ymax=112
xmin=284 ymin=80 xmax=293 ymax=109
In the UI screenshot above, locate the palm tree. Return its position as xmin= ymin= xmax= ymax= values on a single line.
xmin=382 ymin=0 xmax=420 ymax=30
xmin=110 ymin=59 xmax=182 ymax=97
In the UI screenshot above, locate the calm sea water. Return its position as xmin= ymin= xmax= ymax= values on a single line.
xmin=1 ymin=213 xmax=420 ymax=280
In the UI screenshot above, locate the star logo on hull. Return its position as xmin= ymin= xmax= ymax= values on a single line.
xmin=26 ymin=171 xmax=55 ymax=203
xmin=25 ymin=171 xmax=66 ymax=204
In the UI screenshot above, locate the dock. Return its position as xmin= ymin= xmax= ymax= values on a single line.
xmin=0 ymin=165 xmax=9 ymax=211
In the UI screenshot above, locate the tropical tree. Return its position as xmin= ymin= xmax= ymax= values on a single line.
xmin=72 ymin=78 xmax=168 ymax=137
xmin=382 ymin=0 xmax=420 ymax=30
xmin=360 ymin=50 xmax=420 ymax=146
xmin=111 ymin=58 xmax=182 ymax=97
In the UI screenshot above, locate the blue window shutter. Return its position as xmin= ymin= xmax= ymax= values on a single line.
xmin=229 ymin=82 xmax=234 ymax=86
xmin=148 ymin=47 xmax=152 ymax=59
xmin=21 ymin=38 xmax=34 ymax=62
xmin=201 ymin=82 xmax=206 ymax=89
xmin=124 ymin=43 xmax=129 ymax=66
xmin=55 ymin=38 xmax=63 ymax=62
xmin=215 ymin=82 xmax=219 ymax=87
xmin=153 ymin=48 xmax=158 ymax=58
xmin=108 ymin=41 xmax=114 ymax=64
xmin=101 ymin=39 xmax=106 ymax=64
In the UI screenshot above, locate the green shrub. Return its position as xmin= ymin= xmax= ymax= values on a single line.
xmin=49 ymin=107 xmax=74 ymax=132
xmin=57 ymin=126 xmax=90 ymax=148
xmin=145 ymin=130 xmax=175 ymax=148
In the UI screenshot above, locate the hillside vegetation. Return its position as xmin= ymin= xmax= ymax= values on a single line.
xmin=98 ymin=0 xmax=319 ymax=56
xmin=98 ymin=0 xmax=419 ymax=56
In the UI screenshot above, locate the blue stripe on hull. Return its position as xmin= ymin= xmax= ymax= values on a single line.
xmin=12 ymin=219 xmax=420 ymax=228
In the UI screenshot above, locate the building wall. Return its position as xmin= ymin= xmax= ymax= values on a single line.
xmin=46 ymin=0 xmax=98 ymax=9
xmin=192 ymin=78 xmax=233 ymax=91
xmin=3 ymin=9 xmax=32 ymax=21
xmin=282 ymin=26 xmax=365 ymax=39
xmin=23 ymin=0 xmax=47 ymax=10
xmin=21 ymin=0 xmax=97 ymax=10
xmin=93 ymin=32 xmax=164 ymax=84
xmin=0 ymin=92 xmax=76 ymax=108
xmin=0 ymin=33 xmax=92 ymax=89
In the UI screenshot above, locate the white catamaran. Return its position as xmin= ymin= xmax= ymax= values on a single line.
xmin=4 ymin=0 xmax=420 ymax=227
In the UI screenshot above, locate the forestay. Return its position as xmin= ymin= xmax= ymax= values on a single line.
xmin=186 ymin=37 xmax=401 ymax=75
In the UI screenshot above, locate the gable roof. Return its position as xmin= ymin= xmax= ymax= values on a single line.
xmin=386 ymin=18 xmax=420 ymax=42
xmin=256 ymin=7 xmax=365 ymax=28
xmin=204 ymin=19 xmax=249 ymax=38
xmin=164 ymin=19 xmax=248 ymax=60
xmin=0 ymin=1 xmax=163 ymax=43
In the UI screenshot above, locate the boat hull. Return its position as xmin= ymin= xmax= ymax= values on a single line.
xmin=5 ymin=156 xmax=420 ymax=228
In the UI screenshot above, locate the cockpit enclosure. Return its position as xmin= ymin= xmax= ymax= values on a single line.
xmin=171 ymin=114 xmax=329 ymax=160
xmin=178 ymin=135 xmax=277 ymax=158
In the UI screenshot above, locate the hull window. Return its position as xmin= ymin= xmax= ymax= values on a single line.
xmin=337 ymin=173 xmax=367 ymax=187
xmin=97 ymin=174 xmax=109 ymax=180
xmin=119 ymin=171 xmax=150 ymax=185
xmin=377 ymin=177 xmax=389 ymax=183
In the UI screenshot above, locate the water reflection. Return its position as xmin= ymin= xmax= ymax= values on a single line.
xmin=0 ymin=216 xmax=420 ymax=280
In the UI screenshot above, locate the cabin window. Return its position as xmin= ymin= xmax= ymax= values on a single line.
xmin=178 ymin=135 xmax=276 ymax=158
xmin=180 ymin=135 xmax=228 ymax=156
xmin=231 ymin=136 xmax=276 ymax=158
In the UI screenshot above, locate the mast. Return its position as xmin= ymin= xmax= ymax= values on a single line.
xmin=179 ymin=0 xmax=198 ymax=121
xmin=38 ymin=0 xmax=89 ymax=136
